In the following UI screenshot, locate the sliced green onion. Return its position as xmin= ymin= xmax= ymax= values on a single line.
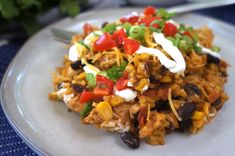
xmin=149 ymin=20 xmax=164 ymax=33
xmin=97 ymin=71 xmax=108 ymax=77
xmin=179 ymin=40 xmax=187 ymax=51
xmin=179 ymin=24 xmax=186 ymax=31
xmin=167 ymin=36 xmax=180 ymax=47
xmin=129 ymin=25 xmax=142 ymax=39
xmin=86 ymin=73 xmax=96 ymax=88
xmin=182 ymin=36 xmax=193 ymax=45
xmin=80 ymin=101 xmax=93 ymax=117
xmin=211 ymin=46 xmax=221 ymax=52
xmin=78 ymin=40 xmax=90 ymax=50
xmin=102 ymin=23 xmax=116 ymax=34
xmin=194 ymin=45 xmax=202 ymax=53
xmin=121 ymin=22 xmax=132 ymax=35
xmin=93 ymin=31 xmax=102 ymax=37
xmin=156 ymin=8 xmax=176 ymax=20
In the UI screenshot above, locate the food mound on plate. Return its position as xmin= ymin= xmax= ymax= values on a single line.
xmin=49 ymin=6 xmax=229 ymax=149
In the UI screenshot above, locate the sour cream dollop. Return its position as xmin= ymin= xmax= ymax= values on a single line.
xmin=197 ymin=43 xmax=221 ymax=58
xmin=136 ymin=46 xmax=176 ymax=70
xmin=68 ymin=44 xmax=81 ymax=62
xmin=115 ymin=88 xmax=137 ymax=102
xmin=153 ymin=32 xmax=186 ymax=75
xmin=84 ymin=31 xmax=103 ymax=47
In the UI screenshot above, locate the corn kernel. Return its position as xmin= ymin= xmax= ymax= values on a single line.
xmin=48 ymin=92 xmax=59 ymax=100
xmin=135 ymin=78 xmax=149 ymax=92
xmin=96 ymin=102 xmax=113 ymax=121
xmin=110 ymin=96 xmax=125 ymax=106
xmin=192 ymin=111 xmax=205 ymax=120
xmin=160 ymin=75 xmax=173 ymax=83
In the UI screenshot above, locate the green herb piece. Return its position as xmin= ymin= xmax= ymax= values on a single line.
xmin=86 ymin=73 xmax=96 ymax=88
xmin=156 ymin=8 xmax=176 ymax=20
xmin=211 ymin=46 xmax=221 ymax=52
xmin=78 ymin=40 xmax=90 ymax=50
xmin=97 ymin=71 xmax=108 ymax=77
xmin=80 ymin=101 xmax=93 ymax=117
xmin=106 ymin=60 xmax=128 ymax=81
xmin=102 ymin=23 xmax=116 ymax=34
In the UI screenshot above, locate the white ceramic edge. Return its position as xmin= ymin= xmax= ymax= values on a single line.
xmin=1 ymin=8 xmax=235 ymax=156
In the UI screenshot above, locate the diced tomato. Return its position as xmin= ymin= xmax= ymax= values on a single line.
xmin=115 ymin=76 xmax=129 ymax=91
xmin=83 ymin=23 xmax=93 ymax=35
xmin=138 ymin=107 xmax=148 ymax=128
xmin=79 ymin=91 xmax=96 ymax=103
xmin=122 ymin=70 xmax=129 ymax=78
xmin=139 ymin=16 xmax=161 ymax=27
xmin=163 ymin=22 xmax=178 ymax=37
xmin=123 ymin=38 xmax=140 ymax=55
xmin=94 ymin=87 xmax=111 ymax=96
xmin=183 ymin=31 xmax=192 ymax=38
xmin=144 ymin=6 xmax=156 ymax=16
xmin=94 ymin=75 xmax=114 ymax=96
xmin=93 ymin=33 xmax=116 ymax=51
xmin=120 ymin=15 xmax=139 ymax=24
xmin=111 ymin=28 xmax=127 ymax=46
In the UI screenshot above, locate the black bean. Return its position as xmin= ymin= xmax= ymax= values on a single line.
xmin=177 ymin=119 xmax=192 ymax=132
xmin=184 ymin=83 xmax=201 ymax=95
xmin=145 ymin=62 xmax=152 ymax=74
xmin=87 ymin=59 xmax=93 ymax=64
xmin=149 ymin=75 xmax=158 ymax=83
xmin=221 ymin=71 xmax=228 ymax=77
xmin=160 ymin=66 xmax=168 ymax=74
xmin=212 ymin=98 xmax=221 ymax=107
xmin=71 ymin=61 xmax=82 ymax=70
xmin=154 ymin=100 xmax=171 ymax=111
xmin=120 ymin=132 xmax=140 ymax=149
xmin=132 ymin=114 xmax=139 ymax=129
xmin=206 ymin=54 xmax=220 ymax=64
xmin=57 ymin=83 xmax=64 ymax=90
xmin=178 ymin=102 xmax=196 ymax=121
xmin=71 ymin=84 xmax=86 ymax=93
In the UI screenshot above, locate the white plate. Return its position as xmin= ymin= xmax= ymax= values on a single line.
xmin=1 ymin=8 xmax=235 ymax=156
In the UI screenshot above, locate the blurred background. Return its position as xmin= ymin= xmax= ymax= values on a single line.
xmin=0 ymin=0 xmax=235 ymax=155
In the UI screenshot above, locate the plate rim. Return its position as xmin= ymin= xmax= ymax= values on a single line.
xmin=1 ymin=8 xmax=235 ymax=156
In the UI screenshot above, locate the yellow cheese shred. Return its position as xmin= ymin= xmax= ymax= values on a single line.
xmin=168 ymin=88 xmax=182 ymax=121
xmin=147 ymin=104 xmax=151 ymax=121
